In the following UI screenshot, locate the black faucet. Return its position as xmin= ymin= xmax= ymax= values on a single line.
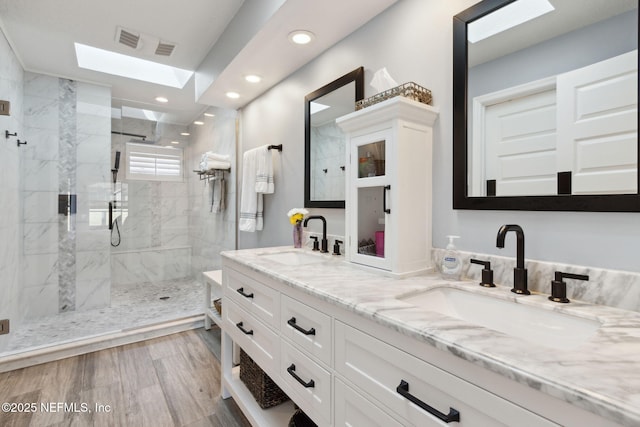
xmin=496 ymin=224 xmax=530 ymax=295
xmin=303 ymin=215 xmax=328 ymax=253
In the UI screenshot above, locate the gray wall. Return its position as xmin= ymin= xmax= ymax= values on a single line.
xmin=238 ymin=0 xmax=640 ymax=273
xmin=469 ymin=10 xmax=638 ymax=102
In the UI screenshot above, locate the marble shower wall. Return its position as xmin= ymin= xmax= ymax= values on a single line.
xmin=310 ymin=121 xmax=346 ymax=201
xmin=0 ymin=31 xmax=24 ymax=351
xmin=21 ymin=72 xmax=111 ymax=318
xmin=110 ymin=118 xmax=191 ymax=285
xmin=187 ymin=109 xmax=237 ymax=276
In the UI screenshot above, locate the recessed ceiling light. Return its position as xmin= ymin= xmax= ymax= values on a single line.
xmin=155 ymin=96 xmax=168 ymax=103
xmin=194 ymin=121 xmax=204 ymax=125
xmin=74 ymin=43 xmax=193 ymax=88
xmin=171 ymin=141 xmax=180 ymax=144
xmin=181 ymin=132 xmax=190 ymax=136
xmin=204 ymin=112 xmax=215 ymax=117
xmin=226 ymin=91 xmax=240 ymax=99
xmin=245 ymin=74 xmax=262 ymax=83
xmin=288 ymin=30 xmax=315 ymax=45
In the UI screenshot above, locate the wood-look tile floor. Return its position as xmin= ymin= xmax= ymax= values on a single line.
xmin=0 ymin=328 xmax=251 ymax=427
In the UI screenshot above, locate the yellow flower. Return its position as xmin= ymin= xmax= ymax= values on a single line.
xmin=290 ymin=213 xmax=304 ymax=224
xmin=287 ymin=208 xmax=308 ymax=225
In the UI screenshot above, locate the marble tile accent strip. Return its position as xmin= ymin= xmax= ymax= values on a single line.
xmin=58 ymin=78 xmax=77 ymax=312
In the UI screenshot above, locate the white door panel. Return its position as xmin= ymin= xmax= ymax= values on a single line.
xmin=485 ymin=89 xmax=557 ymax=196
xmin=557 ymin=50 xmax=638 ymax=194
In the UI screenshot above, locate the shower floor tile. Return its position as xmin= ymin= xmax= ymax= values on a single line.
xmin=0 ymin=277 xmax=204 ymax=357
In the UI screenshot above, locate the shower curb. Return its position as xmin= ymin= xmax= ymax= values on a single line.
xmin=0 ymin=314 xmax=205 ymax=373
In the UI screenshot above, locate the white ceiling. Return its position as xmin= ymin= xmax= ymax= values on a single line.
xmin=0 ymin=0 xmax=397 ymax=125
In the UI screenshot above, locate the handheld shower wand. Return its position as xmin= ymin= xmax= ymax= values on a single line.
xmin=111 ymin=151 xmax=121 ymax=185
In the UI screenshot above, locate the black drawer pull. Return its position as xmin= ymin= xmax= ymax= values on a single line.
xmin=397 ymin=380 xmax=460 ymax=423
xmin=287 ymin=364 xmax=315 ymax=388
xmin=236 ymin=287 xmax=254 ymax=298
xmin=287 ymin=317 xmax=316 ymax=335
xmin=235 ymin=321 xmax=253 ymax=335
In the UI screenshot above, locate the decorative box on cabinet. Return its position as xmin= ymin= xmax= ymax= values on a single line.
xmin=336 ymin=96 xmax=439 ymax=276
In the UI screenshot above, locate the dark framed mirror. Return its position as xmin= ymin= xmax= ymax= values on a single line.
xmin=453 ymin=0 xmax=639 ymax=211
xmin=305 ymin=67 xmax=364 ymax=208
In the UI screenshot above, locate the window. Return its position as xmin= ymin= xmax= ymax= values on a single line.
xmin=125 ymin=143 xmax=183 ymax=182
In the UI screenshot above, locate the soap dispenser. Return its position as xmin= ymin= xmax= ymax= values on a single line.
xmin=441 ymin=235 xmax=462 ymax=280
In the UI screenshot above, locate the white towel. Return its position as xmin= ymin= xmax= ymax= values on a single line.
xmin=204 ymin=151 xmax=230 ymax=162
xmin=202 ymin=159 xmax=231 ymax=171
xmin=239 ymin=147 xmax=261 ymax=232
xmin=200 ymin=152 xmax=231 ymax=171
xmin=239 ymin=146 xmax=274 ymax=232
xmin=210 ymin=175 xmax=226 ymax=213
xmin=255 ymin=146 xmax=274 ymax=194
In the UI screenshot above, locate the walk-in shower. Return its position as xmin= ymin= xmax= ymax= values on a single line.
xmin=0 ymin=74 xmax=237 ymax=365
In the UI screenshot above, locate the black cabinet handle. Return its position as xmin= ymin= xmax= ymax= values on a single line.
xmin=287 ymin=317 xmax=316 ymax=335
xmin=235 ymin=321 xmax=253 ymax=335
xmin=396 ymin=380 xmax=460 ymax=423
xmin=383 ymin=185 xmax=391 ymax=214
xmin=236 ymin=287 xmax=254 ymax=298
xmin=287 ymin=364 xmax=315 ymax=388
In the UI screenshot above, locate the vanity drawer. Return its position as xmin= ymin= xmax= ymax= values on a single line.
xmin=225 ymin=268 xmax=279 ymax=329
xmin=281 ymin=294 xmax=332 ymax=366
xmin=335 ymin=378 xmax=402 ymax=427
xmin=335 ymin=321 xmax=558 ymax=427
xmin=280 ymin=340 xmax=332 ymax=426
xmin=223 ymin=298 xmax=279 ymax=378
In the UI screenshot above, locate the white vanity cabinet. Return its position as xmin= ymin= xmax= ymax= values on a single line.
xmin=336 ymin=96 xmax=439 ymax=276
xmin=221 ymin=258 xmax=619 ymax=427
xmin=334 ymin=321 xmax=558 ymax=427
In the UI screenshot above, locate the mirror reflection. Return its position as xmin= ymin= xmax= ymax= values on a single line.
xmin=305 ymin=67 xmax=364 ymax=208
xmin=469 ymin=0 xmax=637 ymax=197
xmin=457 ymin=0 xmax=638 ymax=206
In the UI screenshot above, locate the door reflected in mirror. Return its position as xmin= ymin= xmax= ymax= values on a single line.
xmin=305 ymin=67 xmax=364 ymax=208
xmin=453 ymin=0 xmax=639 ymax=211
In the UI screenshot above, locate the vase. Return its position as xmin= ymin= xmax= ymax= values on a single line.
xmin=292 ymin=222 xmax=303 ymax=248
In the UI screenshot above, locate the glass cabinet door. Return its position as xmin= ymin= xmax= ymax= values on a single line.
xmin=349 ymin=130 xmax=392 ymax=271
xmin=356 ymin=186 xmax=387 ymax=261
xmin=356 ymin=140 xmax=386 ymax=179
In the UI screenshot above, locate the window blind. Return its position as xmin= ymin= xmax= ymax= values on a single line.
xmin=126 ymin=143 xmax=183 ymax=181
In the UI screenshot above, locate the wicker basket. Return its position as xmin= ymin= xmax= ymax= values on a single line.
xmin=239 ymin=349 xmax=290 ymax=409
xmin=356 ymin=82 xmax=432 ymax=110
xmin=213 ymin=298 xmax=222 ymax=316
xmin=288 ymin=408 xmax=317 ymax=427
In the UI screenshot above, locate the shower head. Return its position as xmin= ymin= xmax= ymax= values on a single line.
xmin=128 ymin=138 xmax=156 ymax=144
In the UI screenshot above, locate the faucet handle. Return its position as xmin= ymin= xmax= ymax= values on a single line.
xmin=470 ymin=259 xmax=495 ymax=287
xmin=333 ymin=239 xmax=343 ymax=256
xmin=549 ymin=271 xmax=589 ymax=303
xmin=310 ymin=235 xmax=319 ymax=251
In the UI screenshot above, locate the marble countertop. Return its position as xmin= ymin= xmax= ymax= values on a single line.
xmin=221 ymin=246 xmax=640 ymax=426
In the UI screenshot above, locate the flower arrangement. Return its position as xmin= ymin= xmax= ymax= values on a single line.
xmin=287 ymin=208 xmax=308 ymax=248
xmin=287 ymin=208 xmax=309 ymax=225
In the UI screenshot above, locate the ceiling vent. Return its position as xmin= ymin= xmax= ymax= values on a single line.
xmin=155 ymin=42 xmax=176 ymax=57
xmin=116 ymin=27 xmax=140 ymax=49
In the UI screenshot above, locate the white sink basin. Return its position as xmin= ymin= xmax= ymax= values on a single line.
xmin=398 ymin=287 xmax=601 ymax=350
xmin=258 ymin=251 xmax=327 ymax=266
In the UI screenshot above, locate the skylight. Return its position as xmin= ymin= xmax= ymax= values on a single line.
xmin=74 ymin=43 xmax=193 ymax=88
xmin=310 ymin=101 xmax=330 ymax=115
xmin=468 ymin=0 xmax=555 ymax=43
